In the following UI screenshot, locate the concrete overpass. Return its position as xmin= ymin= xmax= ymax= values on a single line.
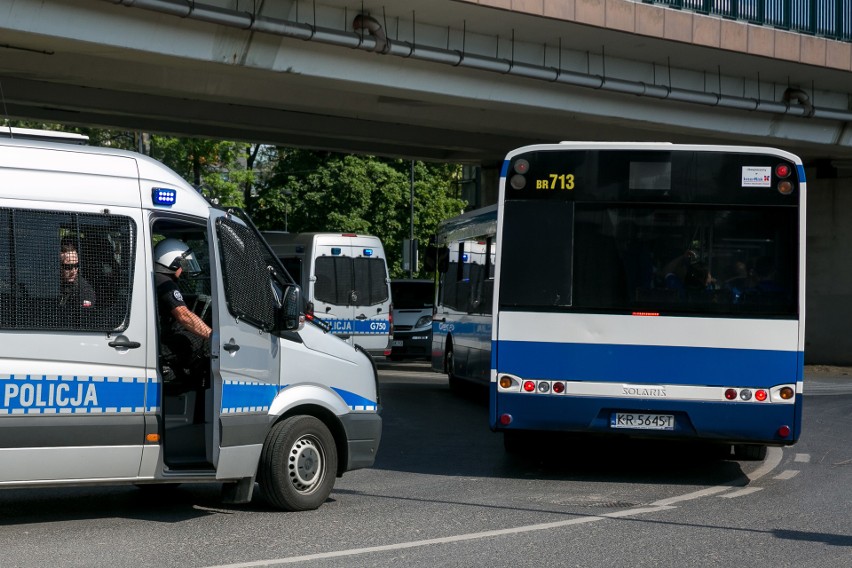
xmin=2 ymin=0 xmax=852 ymax=363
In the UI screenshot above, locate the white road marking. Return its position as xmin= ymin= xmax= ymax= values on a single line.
xmin=794 ymin=453 xmax=810 ymax=463
xmin=744 ymin=446 xmax=783 ymax=482
xmin=204 ymin=507 xmax=676 ymax=568
xmin=774 ymin=469 xmax=800 ymax=480
xmin=203 ymin=448 xmax=787 ymax=568
xmin=720 ymin=487 xmax=764 ymax=498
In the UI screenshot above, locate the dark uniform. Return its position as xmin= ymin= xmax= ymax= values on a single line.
xmin=58 ymin=276 xmax=96 ymax=327
xmin=156 ymin=272 xmax=204 ymax=388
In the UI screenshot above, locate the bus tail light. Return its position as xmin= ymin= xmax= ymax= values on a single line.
xmin=778 ymin=425 xmax=791 ymax=438
xmin=775 ymin=164 xmax=791 ymax=178
xmin=552 ymin=381 xmax=565 ymax=394
xmin=499 ymin=376 xmax=514 ymax=389
xmin=523 ymin=381 xmax=536 ymax=392
xmin=755 ymin=389 xmax=768 ymax=402
xmin=777 ymin=180 xmax=794 ymax=195
xmin=499 ymin=413 xmax=512 ymax=425
xmin=725 ymin=389 xmax=737 ymax=400
xmin=778 ymin=386 xmax=795 ymax=400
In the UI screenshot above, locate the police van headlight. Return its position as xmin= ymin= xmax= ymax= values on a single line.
xmin=415 ymin=315 xmax=432 ymax=329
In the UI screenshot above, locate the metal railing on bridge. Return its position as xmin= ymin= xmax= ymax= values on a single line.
xmin=643 ymin=0 xmax=852 ymax=42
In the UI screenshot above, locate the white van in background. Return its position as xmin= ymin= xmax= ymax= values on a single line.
xmin=389 ymin=279 xmax=435 ymax=361
xmin=263 ymin=232 xmax=392 ymax=358
xmin=0 ymin=133 xmax=381 ymax=511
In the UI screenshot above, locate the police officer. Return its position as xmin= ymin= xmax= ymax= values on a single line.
xmin=154 ymin=238 xmax=212 ymax=387
xmin=58 ymin=237 xmax=96 ymax=326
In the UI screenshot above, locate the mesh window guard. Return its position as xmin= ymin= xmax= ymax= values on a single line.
xmin=0 ymin=207 xmax=136 ymax=332
xmin=216 ymin=216 xmax=277 ymax=331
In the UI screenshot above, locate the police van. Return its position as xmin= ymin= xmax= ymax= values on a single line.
xmin=0 ymin=132 xmax=382 ymax=511
xmin=262 ymin=232 xmax=392 ymax=358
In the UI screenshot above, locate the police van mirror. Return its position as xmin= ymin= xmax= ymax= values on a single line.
xmin=278 ymin=285 xmax=302 ymax=331
xmin=437 ymin=246 xmax=450 ymax=273
xmin=423 ymin=245 xmax=438 ymax=272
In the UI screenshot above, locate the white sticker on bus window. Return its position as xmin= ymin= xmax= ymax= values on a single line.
xmin=742 ymin=166 xmax=772 ymax=188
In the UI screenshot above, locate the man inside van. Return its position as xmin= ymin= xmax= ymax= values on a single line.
xmin=58 ymin=237 xmax=96 ymax=324
xmin=154 ymin=238 xmax=212 ymax=389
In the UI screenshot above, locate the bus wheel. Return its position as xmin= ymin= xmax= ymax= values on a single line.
xmin=258 ymin=415 xmax=338 ymax=511
xmin=733 ymin=444 xmax=767 ymax=461
xmin=446 ymin=348 xmax=462 ymax=392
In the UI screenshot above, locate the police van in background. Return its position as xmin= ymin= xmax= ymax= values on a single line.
xmin=0 ymin=129 xmax=381 ymax=511
xmin=263 ymin=232 xmax=393 ymax=359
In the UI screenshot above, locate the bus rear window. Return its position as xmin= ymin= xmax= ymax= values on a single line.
xmin=499 ymin=201 xmax=798 ymax=318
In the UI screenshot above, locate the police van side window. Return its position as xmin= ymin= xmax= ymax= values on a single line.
xmin=216 ymin=217 xmax=277 ymax=330
xmin=0 ymin=207 xmax=136 ymax=332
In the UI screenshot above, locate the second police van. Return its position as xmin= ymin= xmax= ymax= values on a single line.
xmin=263 ymin=232 xmax=393 ymax=358
xmin=0 ymin=130 xmax=382 ymax=511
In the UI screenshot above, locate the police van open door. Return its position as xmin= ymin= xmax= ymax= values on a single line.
xmin=208 ymin=210 xmax=282 ymax=481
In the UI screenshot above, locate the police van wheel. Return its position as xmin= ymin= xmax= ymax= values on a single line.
xmin=258 ymin=415 xmax=338 ymax=511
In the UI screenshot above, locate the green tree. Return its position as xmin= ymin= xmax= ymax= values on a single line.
xmin=253 ymin=149 xmax=466 ymax=277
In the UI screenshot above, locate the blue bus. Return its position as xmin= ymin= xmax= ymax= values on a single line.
xmin=430 ymin=205 xmax=497 ymax=391
xmin=434 ymin=142 xmax=805 ymax=460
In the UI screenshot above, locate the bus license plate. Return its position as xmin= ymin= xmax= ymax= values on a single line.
xmin=611 ymin=413 xmax=675 ymax=430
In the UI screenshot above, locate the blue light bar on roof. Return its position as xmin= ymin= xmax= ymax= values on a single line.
xmin=152 ymin=187 xmax=177 ymax=206
xmin=461 ymin=253 xmax=469 ymax=262
xmin=331 ymin=247 xmax=342 ymax=256
xmin=363 ymin=248 xmax=374 ymax=257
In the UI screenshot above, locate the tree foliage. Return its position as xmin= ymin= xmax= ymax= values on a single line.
xmin=251 ymin=149 xmax=466 ymax=277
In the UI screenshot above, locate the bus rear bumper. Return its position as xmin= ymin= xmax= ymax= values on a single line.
xmin=491 ymin=391 xmax=801 ymax=445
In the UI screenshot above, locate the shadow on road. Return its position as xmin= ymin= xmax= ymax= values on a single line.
xmin=374 ymin=361 xmax=748 ymax=488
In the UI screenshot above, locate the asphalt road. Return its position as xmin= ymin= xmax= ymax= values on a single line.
xmin=0 ymin=362 xmax=850 ymax=568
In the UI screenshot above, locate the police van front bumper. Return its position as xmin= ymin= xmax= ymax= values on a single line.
xmin=340 ymin=412 xmax=382 ymax=471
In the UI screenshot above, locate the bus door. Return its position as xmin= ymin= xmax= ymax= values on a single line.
xmin=209 ymin=211 xmax=281 ymax=479
xmin=313 ymin=236 xmax=391 ymax=354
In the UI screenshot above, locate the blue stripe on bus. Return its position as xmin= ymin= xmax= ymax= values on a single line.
xmin=494 ymin=340 xmax=801 ymax=386
xmin=797 ymin=163 xmax=806 ymax=183
xmin=500 ymin=159 xmax=510 ymax=178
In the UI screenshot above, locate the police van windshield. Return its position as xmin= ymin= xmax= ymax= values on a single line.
xmin=314 ymin=256 xmax=388 ymax=307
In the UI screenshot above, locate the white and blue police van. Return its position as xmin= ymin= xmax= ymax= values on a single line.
xmin=0 ymin=130 xmax=381 ymax=511
xmin=262 ymin=232 xmax=393 ymax=358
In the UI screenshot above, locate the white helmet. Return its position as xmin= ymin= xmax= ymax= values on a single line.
xmin=154 ymin=238 xmax=201 ymax=274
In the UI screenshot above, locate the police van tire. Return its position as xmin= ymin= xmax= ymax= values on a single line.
xmin=257 ymin=415 xmax=338 ymax=511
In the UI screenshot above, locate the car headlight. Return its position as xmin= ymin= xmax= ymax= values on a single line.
xmin=415 ymin=315 xmax=432 ymax=329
